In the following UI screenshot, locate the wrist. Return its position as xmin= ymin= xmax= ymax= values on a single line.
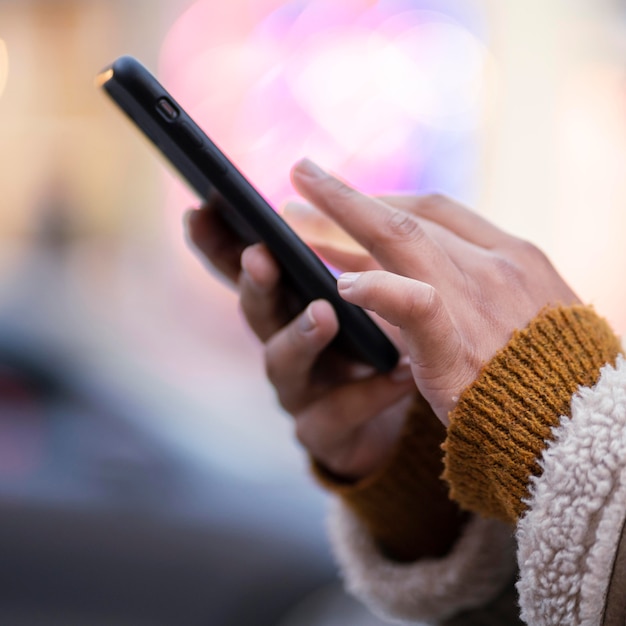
xmin=443 ymin=305 xmax=623 ymax=523
xmin=313 ymin=393 xmax=468 ymax=562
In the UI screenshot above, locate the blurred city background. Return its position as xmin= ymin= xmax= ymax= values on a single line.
xmin=0 ymin=0 xmax=625 ymax=624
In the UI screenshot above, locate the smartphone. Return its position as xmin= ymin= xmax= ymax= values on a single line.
xmin=96 ymin=55 xmax=399 ymax=373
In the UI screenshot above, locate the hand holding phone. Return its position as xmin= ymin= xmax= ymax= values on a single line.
xmin=97 ymin=56 xmax=399 ymax=372
xmin=186 ymin=200 xmax=417 ymax=483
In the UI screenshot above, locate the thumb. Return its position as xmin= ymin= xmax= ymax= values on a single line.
xmin=338 ymin=270 xmax=462 ymax=421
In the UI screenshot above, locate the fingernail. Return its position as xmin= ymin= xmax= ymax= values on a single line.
xmin=295 ymin=158 xmax=328 ymax=181
xmin=390 ymin=356 xmax=413 ymax=383
xmin=299 ymin=303 xmax=317 ymax=333
xmin=337 ymin=272 xmax=360 ymax=291
xmin=348 ymin=363 xmax=376 ymax=380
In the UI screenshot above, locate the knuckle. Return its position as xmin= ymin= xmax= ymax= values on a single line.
xmin=505 ymin=238 xmax=553 ymax=274
xmin=384 ymin=210 xmax=422 ymax=240
xmin=526 ymin=243 xmax=552 ymax=272
xmin=421 ymin=285 xmax=445 ymax=324
xmin=488 ymin=254 xmax=525 ymax=287
xmin=264 ymin=332 xmax=299 ymax=386
xmin=294 ymin=417 xmax=312 ymax=449
xmin=419 ymin=192 xmax=450 ymax=212
xmin=403 ymin=284 xmax=441 ymax=327
xmin=512 ymin=238 xmax=543 ymax=260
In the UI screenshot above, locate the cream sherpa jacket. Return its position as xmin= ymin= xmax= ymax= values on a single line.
xmin=316 ymin=306 xmax=626 ymax=625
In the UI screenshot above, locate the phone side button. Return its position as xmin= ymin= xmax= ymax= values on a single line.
xmin=200 ymin=149 xmax=228 ymax=175
xmin=180 ymin=122 xmax=204 ymax=147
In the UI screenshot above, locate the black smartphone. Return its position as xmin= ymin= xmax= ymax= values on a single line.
xmin=96 ymin=55 xmax=399 ymax=373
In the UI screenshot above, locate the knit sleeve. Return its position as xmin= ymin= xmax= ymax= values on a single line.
xmin=312 ymin=393 xmax=468 ymax=562
xmin=442 ymin=305 xmax=623 ymax=524
xmin=313 ymin=393 xmax=518 ymax=622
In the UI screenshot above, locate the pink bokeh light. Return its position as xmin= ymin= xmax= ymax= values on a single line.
xmin=159 ymin=0 xmax=488 ymax=212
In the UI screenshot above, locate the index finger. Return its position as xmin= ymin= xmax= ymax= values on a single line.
xmin=290 ymin=159 xmax=452 ymax=280
xmin=378 ymin=193 xmax=513 ymax=250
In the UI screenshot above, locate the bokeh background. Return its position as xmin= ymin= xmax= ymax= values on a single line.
xmin=0 ymin=1 xmax=625 ymax=624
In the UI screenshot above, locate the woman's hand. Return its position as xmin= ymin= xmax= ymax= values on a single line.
xmin=186 ymin=199 xmax=416 ymax=480
xmin=291 ymin=159 xmax=581 ymax=425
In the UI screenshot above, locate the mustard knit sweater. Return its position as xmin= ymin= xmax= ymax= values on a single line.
xmin=315 ymin=305 xmax=623 ymax=564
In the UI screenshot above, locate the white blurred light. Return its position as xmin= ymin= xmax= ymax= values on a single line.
xmin=378 ymin=20 xmax=487 ymax=127
xmin=287 ymin=14 xmax=488 ymax=147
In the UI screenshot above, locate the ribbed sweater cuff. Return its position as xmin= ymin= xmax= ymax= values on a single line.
xmin=312 ymin=393 xmax=468 ymax=562
xmin=443 ymin=305 xmax=622 ymax=524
